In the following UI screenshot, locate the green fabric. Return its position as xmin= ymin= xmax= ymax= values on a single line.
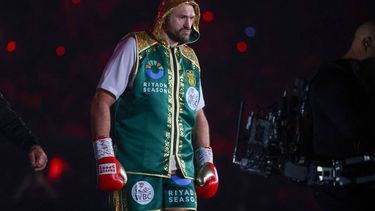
xmin=112 ymin=31 xmax=201 ymax=179
xmin=123 ymin=173 xmax=197 ymax=210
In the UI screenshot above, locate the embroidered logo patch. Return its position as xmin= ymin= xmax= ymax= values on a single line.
xmin=186 ymin=70 xmax=196 ymax=86
xmin=186 ymin=87 xmax=199 ymax=110
xmin=131 ymin=181 xmax=154 ymax=205
xmin=145 ymin=60 xmax=164 ymax=79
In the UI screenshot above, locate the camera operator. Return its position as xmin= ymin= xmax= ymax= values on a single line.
xmin=308 ymin=21 xmax=375 ymax=211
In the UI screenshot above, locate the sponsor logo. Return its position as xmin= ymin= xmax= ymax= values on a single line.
xmin=143 ymin=82 xmax=168 ymax=94
xmin=186 ymin=70 xmax=196 ymax=86
xmin=168 ymin=189 xmax=196 ymax=204
xmin=145 ymin=60 xmax=164 ymax=79
xmin=98 ymin=163 xmax=116 ymax=175
xmin=131 ymin=181 xmax=154 ymax=205
xmin=186 ymin=87 xmax=199 ymax=110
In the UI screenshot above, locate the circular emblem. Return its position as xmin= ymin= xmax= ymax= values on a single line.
xmin=186 ymin=87 xmax=199 ymax=110
xmin=145 ymin=60 xmax=164 ymax=79
xmin=131 ymin=181 xmax=154 ymax=205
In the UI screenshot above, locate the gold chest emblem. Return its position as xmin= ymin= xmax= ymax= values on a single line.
xmin=186 ymin=70 xmax=196 ymax=86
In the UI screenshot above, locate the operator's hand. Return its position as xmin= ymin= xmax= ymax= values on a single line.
xmin=28 ymin=144 xmax=48 ymax=171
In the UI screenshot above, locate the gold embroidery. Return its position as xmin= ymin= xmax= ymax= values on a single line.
xmin=112 ymin=190 xmax=125 ymax=211
xmin=134 ymin=32 xmax=158 ymax=53
xmin=186 ymin=70 xmax=196 ymax=86
xmin=177 ymin=66 xmax=188 ymax=176
xmin=167 ymin=49 xmax=175 ymax=174
xmin=127 ymin=171 xmax=172 ymax=178
xmin=180 ymin=45 xmax=200 ymax=70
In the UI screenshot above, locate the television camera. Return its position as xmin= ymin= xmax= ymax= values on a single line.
xmin=233 ymin=78 xmax=375 ymax=187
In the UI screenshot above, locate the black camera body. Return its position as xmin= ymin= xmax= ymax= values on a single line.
xmin=233 ymin=77 xmax=375 ymax=186
xmin=233 ymin=78 xmax=313 ymax=182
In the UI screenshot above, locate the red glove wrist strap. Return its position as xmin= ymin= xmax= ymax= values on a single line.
xmin=95 ymin=136 xmax=109 ymax=141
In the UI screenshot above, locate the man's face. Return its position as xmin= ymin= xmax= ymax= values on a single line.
xmin=164 ymin=3 xmax=196 ymax=44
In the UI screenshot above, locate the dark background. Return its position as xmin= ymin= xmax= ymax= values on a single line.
xmin=0 ymin=0 xmax=374 ymax=210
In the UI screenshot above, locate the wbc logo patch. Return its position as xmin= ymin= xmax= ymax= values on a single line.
xmin=186 ymin=86 xmax=199 ymax=110
xmin=131 ymin=181 xmax=154 ymax=205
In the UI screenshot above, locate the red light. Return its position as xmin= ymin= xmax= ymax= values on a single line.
xmin=236 ymin=41 xmax=248 ymax=53
xmin=72 ymin=0 xmax=80 ymax=4
xmin=56 ymin=46 xmax=66 ymax=57
xmin=48 ymin=156 xmax=69 ymax=183
xmin=7 ymin=41 xmax=16 ymax=53
xmin=203 ymin=11 xmax=214 ymax=23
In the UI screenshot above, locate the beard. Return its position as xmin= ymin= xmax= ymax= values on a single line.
xmin=164 ymin=22 xmax=191 ymax=44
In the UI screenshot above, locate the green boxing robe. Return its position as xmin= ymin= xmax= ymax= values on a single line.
xmin=112 ymin=31 xmax=202 ymax=180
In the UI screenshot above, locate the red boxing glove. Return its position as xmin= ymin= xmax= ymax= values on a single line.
xmin=93 ymin=137 xmax=126 ymax=192
xmin=195 ymin=147 xmax=219 ymax=199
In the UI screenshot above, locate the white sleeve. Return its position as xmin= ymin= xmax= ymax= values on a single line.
xmin=97 ymin=37 xmax=136 ymax=99
xmin=197 ymin=81 xmax=205 ymax=110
